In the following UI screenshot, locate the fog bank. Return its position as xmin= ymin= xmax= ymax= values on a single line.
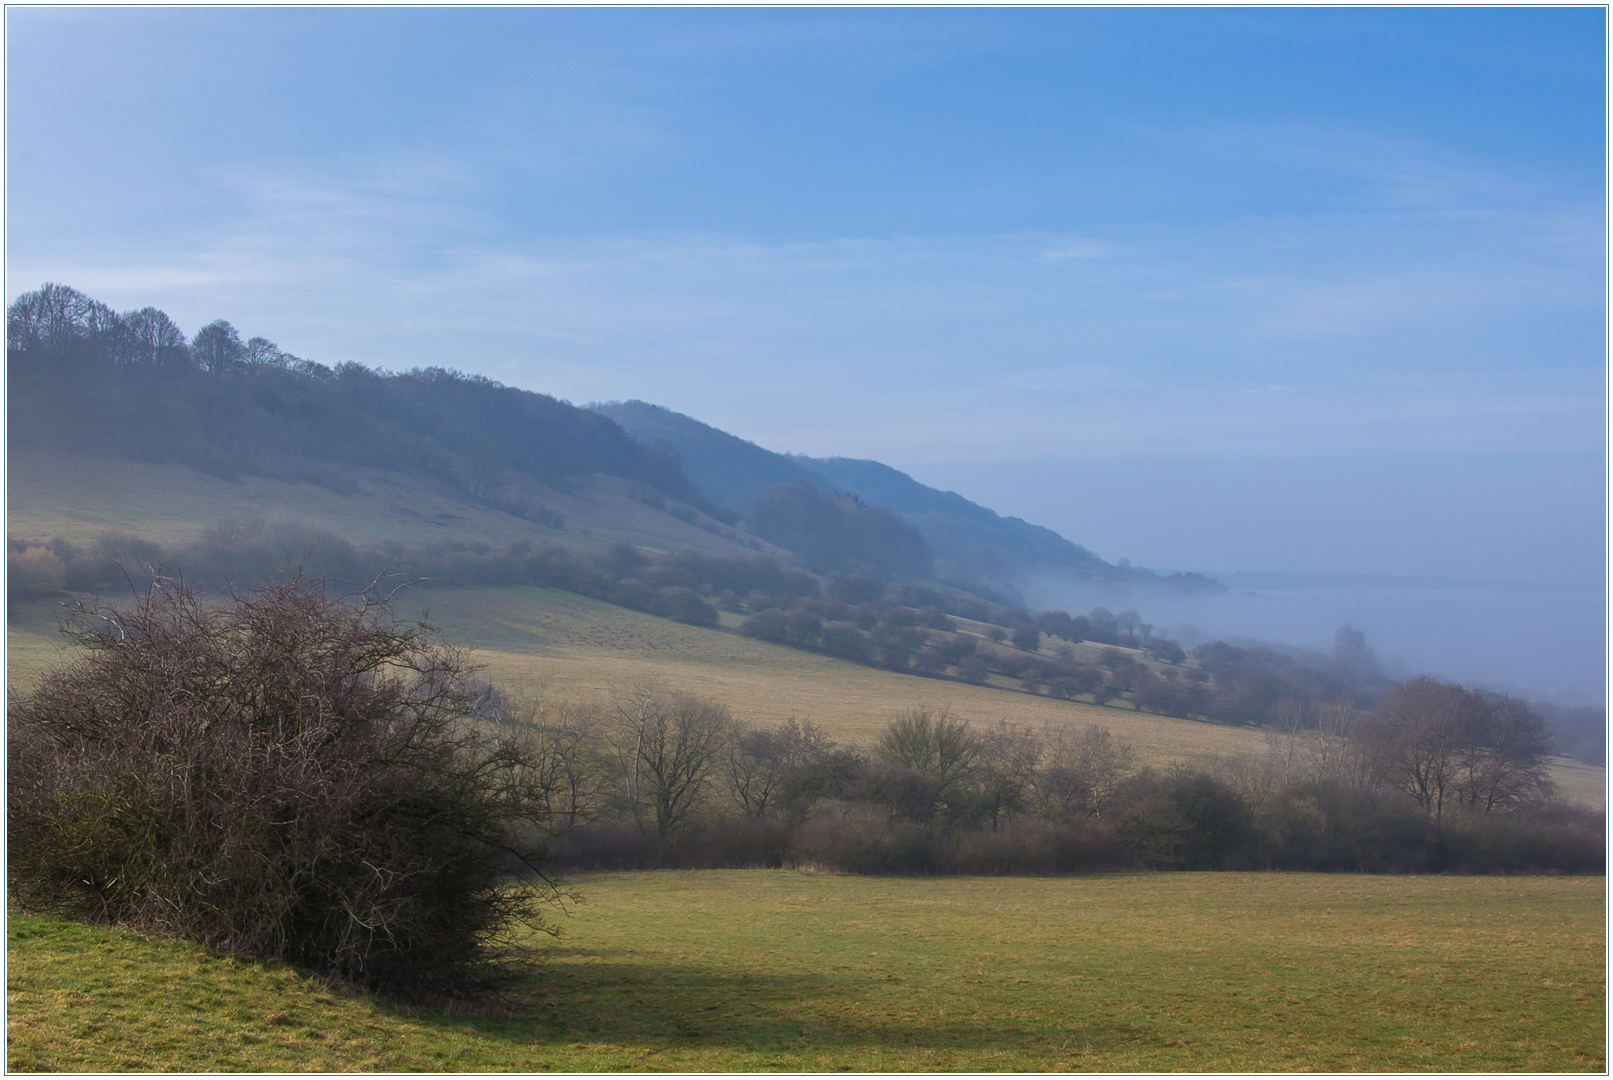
xmin=1027 ymin=573 xmax=1604 ymax=707
xmin=907 ymin=450 xmax=1603 ymax=706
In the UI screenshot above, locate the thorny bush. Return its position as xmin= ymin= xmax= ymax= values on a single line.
xmin=7 ymin=578 xmax=565 ymax=1001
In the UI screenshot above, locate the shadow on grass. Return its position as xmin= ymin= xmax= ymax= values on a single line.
xmin=378 ymin=948 xmax=1158 ymax=1057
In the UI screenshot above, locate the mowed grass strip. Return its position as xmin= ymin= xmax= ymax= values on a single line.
xmin=9 ymin=872 xmax=1605 ymax=1072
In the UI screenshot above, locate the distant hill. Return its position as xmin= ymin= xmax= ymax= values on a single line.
xmin=592 ymin=400 xmax=1224 ymax=599
xmin=586 ymin=398 xmax=830 ymax=513
xmin=7 ymin=283 xmax=777 ymax=563
xmin=7 ymin=283 xmax=1216 ymax=607
xmin=797 ymin=455 xmax=1111 ymax=575
xmin=9 ymin=305 xmax=710 ymax=522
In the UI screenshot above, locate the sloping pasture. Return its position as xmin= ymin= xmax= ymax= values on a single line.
xmin=418 ymin=586 xmax=1607 ymax=804
xmin=8 ymin=583 xmax=1604 ymax=805
xmin=6 ymin=450 xmax=763 ymax=556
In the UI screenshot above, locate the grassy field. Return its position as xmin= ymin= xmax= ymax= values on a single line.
xmin=390 ymin=586 xmax=1612 ymax=805
xmin=6 ymin=450 xmax=768 ymax=558
xmin=9 ymin=583 xmax=1605 ymax=805
xmin=8 ymin=870 xmax=1604 ymax=1072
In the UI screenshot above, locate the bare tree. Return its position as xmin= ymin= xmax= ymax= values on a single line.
xmin=723 ymin=717 xmax=834 ymax=819
xmin=1369 ymin=677 xmax=1489 ymax=821
xmin=1452 ymin=695 xmax=1552 ymax=813
xmin=191 ymin=319 xmax=245 ymax=374
xmin=111 ymin=307 xmax=191 ymax=369
xmin=7 ymin=282 xmax=102 ymax=355
xmin=1032 ymin=723 xmax=1136 ymax=820
xmin=494 ymin=688 xmax=609 ymax=832
xmin=608 ymin=682 xmax=734 ymax=837
xmin=1010 ymin=624 xmax=1042 ymax=652
xmin=1117 ymin=609 xmax=1143 ymax=640
xmin=1308 ymin=698 xmax=1380 ymax=789
xmin=1215 ymin=753 xmax=1280 ymax=816
xmin=974 ymin=720 xmax=1043 ymax=829
xmin=1333 ymin=624 xmax=1378 ymax=682
xmin=1263 ymin=698 xmax=1312 ymax=784
xmin=241 ymin=335 xmax=290 ymax=368
xmin=875 ymin=706 xmax=980 ymax=811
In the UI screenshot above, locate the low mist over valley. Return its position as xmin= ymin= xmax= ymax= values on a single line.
xmin=597 ymin=399 xmax=1604 ymax=711
xmin=921 ymin=453 xmax=1606 ymax=709
xmin=7 ymin=283 xmax=1604 ymax=769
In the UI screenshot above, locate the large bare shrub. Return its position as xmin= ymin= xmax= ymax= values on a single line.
xmin=7 ymin=578 xmax=562 ymax=1000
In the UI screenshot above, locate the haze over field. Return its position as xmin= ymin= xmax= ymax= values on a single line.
xmin=6 ymin=8 xmax=1605 ymax=702
xmin=938 ymin=451 xmax=1606 ymax=703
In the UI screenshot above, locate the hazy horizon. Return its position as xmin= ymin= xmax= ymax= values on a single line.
xmin=7 ymin=8 xmax=1605 ymax=706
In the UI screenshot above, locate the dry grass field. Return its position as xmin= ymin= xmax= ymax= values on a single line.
xmin=10 ymin=452 xmax=1602 ymax=806
xmin=412 ymin=586 xmax=1310 ymax=763
xmin=8 ymin=871 xmax=1604 ymax=1072
xmin=6 ymin=450 xmax=769 ymax=557
xmin=9 ymin=582 xmax=1604 ymax=805
xmin=420 ymin=586 xmax=1608 ymax=805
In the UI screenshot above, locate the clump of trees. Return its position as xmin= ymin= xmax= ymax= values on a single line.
xmin=1187 ymin=628 xmax=1382 ymax=727
xmin=6 ymin=529 xmax=830 ymax=629
xmin=1365 ymin=676 xmax=1551 ymax=820
xmin=493 ymin=681 xmax=1599 ymax=876
xmin=738 ymin=588 xmax=1234 ymax=713
xmin=7 ymin=579 xmax=565 ymax=1001
xmin=8 ymin=519 xmax=1410 ymax=731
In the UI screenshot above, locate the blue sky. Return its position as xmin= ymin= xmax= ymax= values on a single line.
xmin=6 ymin=8 xmax=1606 ymax=697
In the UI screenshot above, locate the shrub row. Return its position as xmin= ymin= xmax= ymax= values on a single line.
xmin=547 ymin=786 xmax=1604 ymax=876
xmin=515 ymin=695 xmax=1601 ymax=877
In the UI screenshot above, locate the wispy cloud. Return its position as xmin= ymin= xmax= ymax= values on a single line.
xmin=1138 ymin=117 xmax=1577 ymax=209
xmin=11 ymin=152 xmax=1598 ymax=467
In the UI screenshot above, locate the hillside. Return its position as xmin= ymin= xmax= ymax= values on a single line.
xmin=587 ymin=399 xmax=831 ymax=513
xmin=7 ymin=284 xmax=1596 ymax=773
xmin=8 ymin=585 xmax=1602 ymax=808
xmin=7 ymin=284 xmax=758 ymax=557
xmin=7 ymin=451 xmax=774 ymax=562
xmin=7 ymin=284 xmax=1221 ymax=612
xmin=800 ymin=454 xmax=1111 ymax=576
xmin=591 ymin=400 xmax=1224 ymax=599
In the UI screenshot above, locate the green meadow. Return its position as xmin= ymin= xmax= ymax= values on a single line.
xmin=8 ymin=871 xmax=1604 ymax=1072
